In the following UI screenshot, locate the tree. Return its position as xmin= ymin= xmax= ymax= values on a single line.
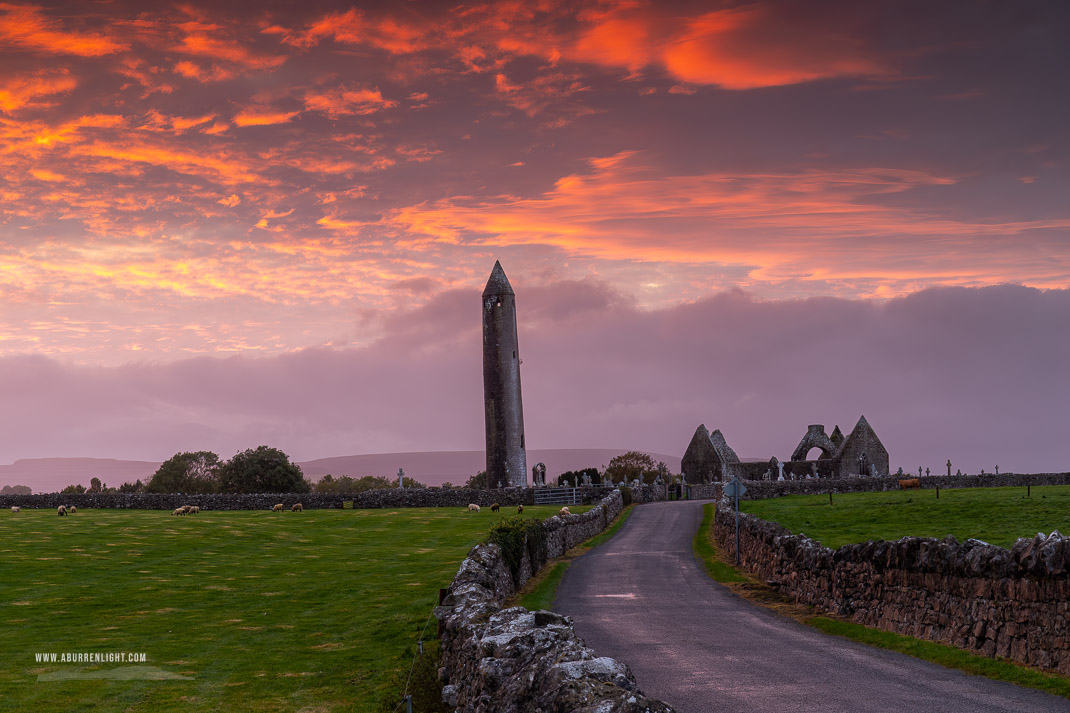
xmin=147 ymin=452 xmax=221 ymax=494
xmin=89 ymin=477 xmax=102 ymax=493
xmin=603 ymin=451 xmax=659 ymax=485
xmin=60 ymin=483 xmax=86 ymax=494
xmin=558 ymin=467 xmax=600 ymax=486
xmin=465 ymin=471 xmax=487 ymax=489
xmin=314 ymin=474 xmax=395 ymax=494
xmin=118 ymin=480 xmax=144 ymax=493
xmin=218 ymin=446 xmax=309 ymax=494
xmin=0 ymin=485 xmax=31 ymax=495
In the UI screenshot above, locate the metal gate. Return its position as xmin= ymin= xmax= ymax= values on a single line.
xmin=533 ymin=487 xmax=581 ymax=505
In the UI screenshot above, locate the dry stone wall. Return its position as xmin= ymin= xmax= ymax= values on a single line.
xmin=434 ymin=491 xmax=677 ymax=712
xmin=0 ymin=484 xmax=667 ymax=511
xmin=714 ymin=499 xmax=1070 ymax=674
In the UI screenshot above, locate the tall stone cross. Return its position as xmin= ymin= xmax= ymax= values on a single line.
xmin=398 ymin=467 xmax=405 ymax=489
xmin=947 ymin=459 xmax=952 ymax=477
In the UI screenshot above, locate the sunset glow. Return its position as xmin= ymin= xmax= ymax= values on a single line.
xmin=0 ymin=1 xmax=1067 ymax=472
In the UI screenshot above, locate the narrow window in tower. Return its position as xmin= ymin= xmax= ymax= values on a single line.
xmin=520 ymin=434 xmax=525 ymax=448
xmin=513 ymin=350 xmax=516 ymax=359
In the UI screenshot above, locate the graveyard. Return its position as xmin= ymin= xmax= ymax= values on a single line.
xmin=0 ymin=505 xmax=588 ymax=713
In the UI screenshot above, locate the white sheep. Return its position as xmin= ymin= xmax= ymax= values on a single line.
xmin=189 ymin=506 xmax=200 ymax=514
xmin=172 ymin=507 xmax=186 ymax=516
xmin=11 ymin=506 xmax=19 ymax=513
xmin=559 ymin=506 xmax=571 ymax=517
xmin=68 ymin=505 xmax=77 ymax=514
xmin=467 ymin=503 xmax=480 ymax=513
xmin=57 ymin=505 xmax=67 ymax=516
xmin=291 ymin=503 xmax=303 ymax=512
xmin=272 ymin=503 xmax=284 ymax=512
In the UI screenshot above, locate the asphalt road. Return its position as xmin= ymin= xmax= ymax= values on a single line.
xmin=554 ymin=499 xmax=1070 ymax=713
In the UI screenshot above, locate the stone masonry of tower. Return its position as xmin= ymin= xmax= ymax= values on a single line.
xmin=482 ymin=261 xmax=527 ymax=488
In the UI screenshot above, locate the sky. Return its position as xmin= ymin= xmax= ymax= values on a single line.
xmin=0 ymin=0 xmax=1067 ymax=476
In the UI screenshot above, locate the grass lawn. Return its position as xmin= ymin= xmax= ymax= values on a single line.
xmin=741 ymin=485 xmax=1070 ymax=549
xmin=0 ymin=505 xmax=587 ymax=713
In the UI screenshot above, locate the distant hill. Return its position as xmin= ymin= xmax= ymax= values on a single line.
xmin=0 ymin=458 xmax=162 ymax=494
xmin=0 ymin=450 xmax=683 ymax=493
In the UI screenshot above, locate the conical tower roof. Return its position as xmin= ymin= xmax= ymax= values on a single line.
xmin=483 ymin=260 xmax=514 ymax=296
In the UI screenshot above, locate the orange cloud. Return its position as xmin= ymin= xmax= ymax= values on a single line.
xmin=285 ymin=1 xmax=890 ymax=92
xmin=303 ymin=86 xmax=397 ymax=118
xmin=29 ymin=168 xmax=65 ymax=181
xmin=367 ymin=152 xmax=1070 ymax=290
xmin=233 ymin=109 xmax=299 ymax=127
xmin=0 ymin=70 xmax=76 ymax=113
xmin=69 ymin=138 xmax=260 ymax=184
xmin=494 ymin=71 xmax=590 ymax=116
xmin=173 ymin=59 xmax=235 ymax=82
xmin=283 ymin=8 xmax=428 ymax=54
xmin=172 ymin=20 xmax=286 ymax=69
xmin=0 ymin=3 xmax=126 ymax=56
xmin=659 ymin=8 xmax=884 ymax=89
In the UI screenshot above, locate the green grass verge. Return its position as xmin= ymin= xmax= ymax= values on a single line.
xmin=513 ymin=504 xmax=635 ymax=611
xmin=810 ymin=618 xmax=1070 ymax=698
xmin=693 ymin=500 xmax=1070 ymax=699
xmin=742 ymin=485 xmax=1070 ymax=549
xmin=0 ymin=505 xmax=586 ymax=713
xmin=693 ymin=504 xmax=745 ymax=583
xmin=516 ymin=562 xmax=569 ymax=611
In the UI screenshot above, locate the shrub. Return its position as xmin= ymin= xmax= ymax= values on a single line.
xmin=378 ymin=639 xmax=449 ymax=713
xmin=619 ymin=486 xmax=633 ymax=507
xmin=487 ymin=517 xmax=547 ymax=586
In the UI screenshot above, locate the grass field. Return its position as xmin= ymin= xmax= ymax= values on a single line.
xmin=0 ymin=505 xmax=588 ymax=713
xmin=741 ymin=485 xmax=1070 ymax=549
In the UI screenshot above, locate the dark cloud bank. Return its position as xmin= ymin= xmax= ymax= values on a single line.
xmin=1 ymin=282 xmax=1066 ymax=475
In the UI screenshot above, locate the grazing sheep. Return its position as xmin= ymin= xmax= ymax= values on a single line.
xmin=490 ymin=503 xmax=500 ymax=512
xmin=68 ymin=506 xmax=77 ymax=514
xmin=172 ymin=507 xmax=185 ymax=516
xmin=11 ymin=506 xmax=19 ymax=513
xmin=189 ymin=506 xmax=200 ymax=514
xmin=273 ymin=503 xmax=284 ymax=512
xmin=178 ymin=505 xmax=193 ymax=514
xmin=291 ymin=503 xmax=303 ymax=512
xmin=467 ymin=503 xmax=480 ymax=513
xmin=517 ymin=504 xmax=523 ymax=514
xmin=58 ymin=505 xmax=67 ymax=516
xmin=559 ymin=506 xmax=571 ymax=517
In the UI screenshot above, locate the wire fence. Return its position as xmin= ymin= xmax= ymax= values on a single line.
xmin=391 ymin=594 xmax=442 ymax=713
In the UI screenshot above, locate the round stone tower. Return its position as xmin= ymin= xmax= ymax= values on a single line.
xmin=482 ymin=261 xmax=527 ymax=488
